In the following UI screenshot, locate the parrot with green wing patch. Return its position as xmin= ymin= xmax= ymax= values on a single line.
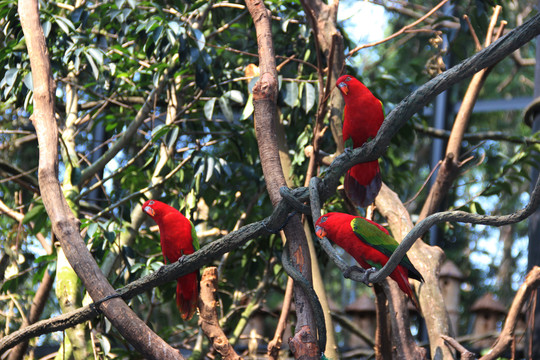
xmin=315 ymin=212 xmax=423 ymax=308
xmin=336 ymin=75 xmax=384 ymax=207
xmin=143 ymin=199 xmax=199 ymax=320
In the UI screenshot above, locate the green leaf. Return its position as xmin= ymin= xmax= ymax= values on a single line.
xmin=87 ymin=48 xmax=104 ymax=66
xmin=53 ymin=15 xmax=76 ymax=34
xmin=98 ymin=335 xmax=111 ymax=356
xmin=241 ymin=94 xmax=254 ymax=120
xmin=151 ymin=124 xmax=172 ymax=140
xmin=22 ymin=72 xmax=33 ymax=91
xmin=302 ymin=82 xmax=316 ymax=113
xmin=204 ymin=98 xmax=216 ymax=120
xmin=22 ymin=204 xmax=45 ymax=224
xmin=219 ymin=96 xmax=234 ymax=122
xmin=84 ymin=51 xmax=99 ymax=79
xmin=282 ymin=81 xmax=298 ymax=107
xmin=223 ymin=90 xmax=244 ymax=104
xmin=191 ymin=28 xmax=205 ymax=50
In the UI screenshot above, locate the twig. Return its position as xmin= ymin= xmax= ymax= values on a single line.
xmin=198 ymin=267 xmax=242 ymax=360
xmin=413 ymin=124 xmax=540 ymax=145
xmin=347 ymin=0 xmax=450 ymax=57
xmin=441 ymin=335 xmax=476 ymax=360
xmin=267 ymin=277 xmax=294 ymax=359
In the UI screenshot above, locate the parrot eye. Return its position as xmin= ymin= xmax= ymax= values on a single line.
xmin=149 ymin=200 xmax=154 ymax=205
xmin=320 ymin=216 xmax=328 ymax=223
xmin=345 ymin=77 xmax=351 ymax=82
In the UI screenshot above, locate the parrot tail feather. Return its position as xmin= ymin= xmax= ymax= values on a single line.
xmin=176 ymin=272 xmax=199 ymax=321
xmin=392 ymin=267 xmax=421 ymax=311
xmin=344 ymin=162 xmax=382 ymax=207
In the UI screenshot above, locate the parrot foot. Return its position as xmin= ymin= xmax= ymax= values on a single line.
xmin=362 ymin=267 xmax=377 ymax=285
xmin=343 ymin=266 xmax=376 ymax=286
xmin=177 ymin=255 xmax=187 ymax=266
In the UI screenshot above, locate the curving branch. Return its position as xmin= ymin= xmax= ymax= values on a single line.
xmin=322 ymin=174 xmax=540 ymax=286
xmin=480 ymin=266 xmax=540 ymax=360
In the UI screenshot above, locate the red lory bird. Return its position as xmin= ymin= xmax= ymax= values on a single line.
xmin=336 ymin=75 xmax=384 ymax=207
xmin=315 ymin=212 xmax=423 ymax=308
xmin=142 ymin=200 xmax=199 ymax=320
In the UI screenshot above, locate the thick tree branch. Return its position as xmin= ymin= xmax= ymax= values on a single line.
xmin=245 ymin=0 xmax=320 ymax=358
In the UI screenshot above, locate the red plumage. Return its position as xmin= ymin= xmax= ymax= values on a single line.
xmin=315 ymin=212 xmax=423 ymax=308
xmin=142 ymin=200 xmax=199 ymax=320
xmin=337 ymin=75 xmax=384 ymax=207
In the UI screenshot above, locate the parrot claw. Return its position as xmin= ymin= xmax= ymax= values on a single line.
xmin=177 ymin=255 xmax=187 ymax=266
xmin=343 ymin=266 xmax=376 ymax=286
xmin=362 ymin=267 xmax=377 ymax=285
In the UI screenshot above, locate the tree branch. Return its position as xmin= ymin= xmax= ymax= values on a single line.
xmin=198 ymin=267 xmax=242 ymax=360
xmin=245 ymin=0 xmax=320 ymax=358
xmin=413 ymin=124 xmax=540 ymax=145
xmin=480 ymin=266 xmax=540 ymax=360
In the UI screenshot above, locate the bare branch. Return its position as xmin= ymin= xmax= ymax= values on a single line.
xmin=198 ymin=267 xmax=242 ymax=360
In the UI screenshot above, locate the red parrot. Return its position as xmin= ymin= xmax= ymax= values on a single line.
xmin=336 ymin=75 xmax=384 ymax=207
xmin=142 ymin=199 xmax=199 ymax=320
xmin=315 ymin=212 xmax=423 ymax=307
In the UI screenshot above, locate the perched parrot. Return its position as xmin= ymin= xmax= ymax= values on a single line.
xmin=142 ymin=199 xmax=199 ymax=320
xmin=336 ymin=75 xmax=384 ymax=207
xmin=315 ymin=212 xmax=423 ymax=307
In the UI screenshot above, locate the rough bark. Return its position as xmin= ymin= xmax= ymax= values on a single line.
xmin=245 ymin=0 xmax=320 ymax=358
xmin=198 ymin=267 xmax=242 ymax=360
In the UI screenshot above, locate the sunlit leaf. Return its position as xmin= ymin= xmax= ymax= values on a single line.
xmin=302 ymin=82 xmax=316 ymax=113
xmin=282 ymin=81 xmax=298 ymax=107
xmin=204 ymin=98 xmax=216 ymax=120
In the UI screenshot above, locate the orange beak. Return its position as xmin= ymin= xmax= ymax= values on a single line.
xmin=144 ymin=206 xmax=155 ymax=216
xmin=337 ymin=82 xmax=349 ymax=95
xmin=315 ymin=225 xmax=327 ymax=238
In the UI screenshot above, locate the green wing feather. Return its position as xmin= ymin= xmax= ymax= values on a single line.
xmin=350 ymin=217 xmax=419 ymax=275
xmin=190 ymin=221 xmax=200 ymax=251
